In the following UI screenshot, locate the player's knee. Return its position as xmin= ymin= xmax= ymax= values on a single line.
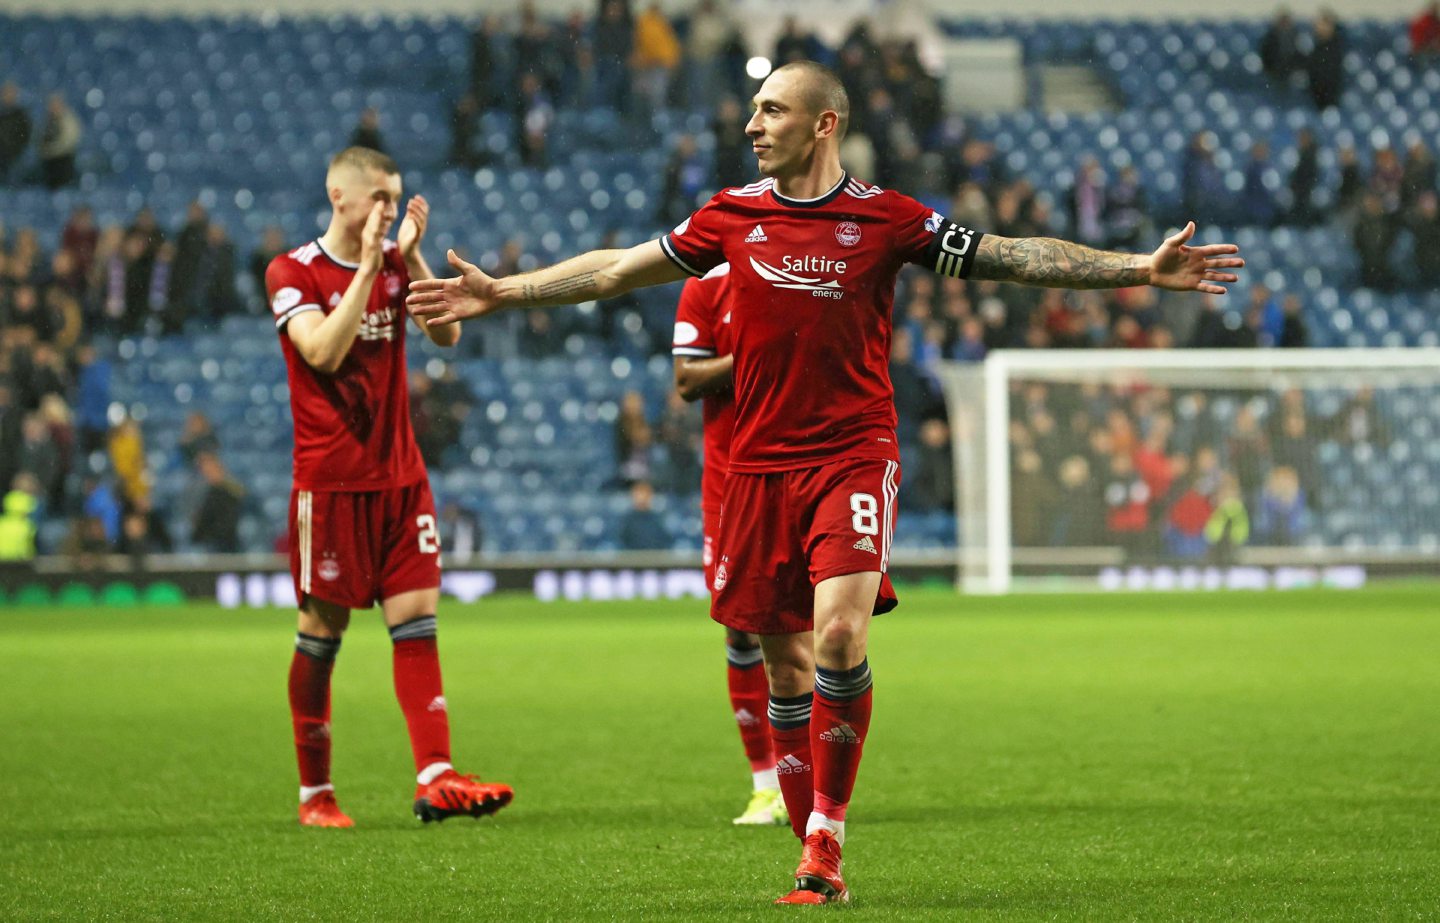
xmin=725 ymin=628 xmax=759 ymax=650
xmin=814 ymin=616 xmax=865 ymax=661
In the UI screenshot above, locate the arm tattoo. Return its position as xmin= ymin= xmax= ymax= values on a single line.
xmin=973 ymin=236 xmax=1149 ymax=289
xmin=520 ymin=272 xmax=597 ymax=305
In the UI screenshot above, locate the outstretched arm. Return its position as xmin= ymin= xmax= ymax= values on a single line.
xmin=407 ymin=239 xmax=689 ymax=327
xmin=971 ymin=221 xmax=1243 ymax=294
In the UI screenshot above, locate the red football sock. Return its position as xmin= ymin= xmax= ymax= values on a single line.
xmin=726 ymin=645 xmax=775 ymax=774
xmin=769 ymin=693 xmax=814 ymax=839
xmin=389 ymin=616 xmax=451 ymax=774
xmin=289 ymin=633 xmax=340 ymax=789
xmin=810 ymin=660 xmax=874 ymax=824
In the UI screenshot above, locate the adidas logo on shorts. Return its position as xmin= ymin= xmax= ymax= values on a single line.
xmin=852 ymin=536 xmax=877 ymax=554
xmin=745 ymin=224 xmax=768 ymax=243
xmin=777 ymin=754 xmax=811 ymax=775
xmin=819 ymin=723 xmax=861 ymax=744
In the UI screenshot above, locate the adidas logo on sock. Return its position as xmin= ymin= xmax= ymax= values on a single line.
xmin=426 ymin=696 xmax=448 ymax=713
xmin=819 ymin=723 xmax=861 ymax=744
xmin=777 ymin=754 xmax=811 ymax=775
xmin=852 ymin=536 xmax=877 ymax=554
xmin=745 ymin=224 xmax=768 ymax=243
xmin=735 ymin=707 xmax=760 ymax=727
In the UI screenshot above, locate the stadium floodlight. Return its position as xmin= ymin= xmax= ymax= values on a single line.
xmin=940 ymin=349 xmax=1440 ymax=594
xmin=746 ymin=56 xmax=773 ymax=80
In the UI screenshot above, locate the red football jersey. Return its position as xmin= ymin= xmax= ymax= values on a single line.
xmin=660 ymin=174 xmax=986 ymax=473
xmin=671 ymin=263 xmax=735 ymax=512
xmin=265 ymin=238 xmax=426 ymax=492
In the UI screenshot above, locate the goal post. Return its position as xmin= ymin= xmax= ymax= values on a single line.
xmin=939 ymin=349 xmax=1440 ymax=594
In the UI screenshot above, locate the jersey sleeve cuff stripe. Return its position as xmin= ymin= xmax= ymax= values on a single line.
xmin=671 ymin=347 xmax=717 ymax=357
xmin=659 ymin=235 xmax=704 ymax=278
xmin=274 ymin=304 xmax=322 ymax=328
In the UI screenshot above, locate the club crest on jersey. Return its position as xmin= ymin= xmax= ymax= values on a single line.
xmin=383 ymin=273 xmax=402 ymax=297
xmin=834 ymin=221 xmax=862 ymax=247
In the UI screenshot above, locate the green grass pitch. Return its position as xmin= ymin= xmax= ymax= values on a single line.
xmin=1 ymin=584 xmax=1438 ymax=921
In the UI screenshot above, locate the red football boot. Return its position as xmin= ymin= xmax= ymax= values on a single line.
xmin=298 ymin=790 xmax=354 ymax=828
xmin=775 ymin=830 xmax=850 ymax=905
xmin=413 ymin=770 xmax=514 ymax=823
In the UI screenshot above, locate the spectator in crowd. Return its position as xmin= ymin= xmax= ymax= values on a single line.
xmin=1164 ymin=472 xmax=1215 ymax=558
xmin=73 ymin=345 xmax=111 ymax=455
xmin=178 ymin=411 xmax=220 ymax=469
xmin=1105 ymin=165 xmax=1148 ymax=249
xmin=684 ymin=0 xmax=733 ymax=110
xmin=773 ymin=16 xmax=817 ymax=65
xmin=61 ymin=206 xmax=100 ymax=280
xmin=17 ymin=413 xmax=60 ymax=507
xmin=1401 ymin=140 xmax=1436 ymax=210
xmin=1048 ymin=455 xmax=1103 ymax=546
xmin=0 ymin=471 xmax=41 ymax=561
xmin=1260 ymin=8 xmax=1305 ymax=84
xmin=108 ymin=415 xmax=149 ymax=510
xmin=119 ymin=492 xmax=173 ymax=559
xmin=1182 ymin=132 xmax=1225 ymax=223
xmin=1370 ymin=145 xmax=1405 ymax=215
xmin=1411 ymin=1 xmax=1440 ymax=56
xmin=657 ymin=134 xmax=708 ymax=225
xmin=1103 ymin=451 xmax=1152 ymax=558
xmin=0 ymin=384 xmax=23 ymax=492
xmin=1068 ymin=157 xmax=1107 ymax=246
xmin=449 ymin=94 xmax=483 ymax=171
xmin=1246 ymin=283 xmax=1284 ymax=347
xmin=1409 ymin=191 xmax=1440 ymax=289
xmin=618 ymin=480 xmax=671 ymax=550
xmin=615 ymin=389 xmax=655 ymax=486
xmin=1242 ymin=141 xmax=1280 ymax=227
xmin=190 ymin=451 xmax=243 ymax=553
xmin=1354 ymin=193 xmax=1396 ymax=290
xmin=1271 ymin=409 xmax=1319 ymax=503
xmin=37 ymin=94 xmax=81 ymax=190
xmin=470 ymin=15 xmax=507 ymax=109
xmin=439 ymin=501 xmax=484 ymax=557
xmin=515 ymin=4 xmax=564 ymax=101
xmin=908 ymin=418 xmax=954 ymax=513
xmin=631 ymin=2 xmax=681 ymax=111
xmin=197 ymin=222 xmax=240 ymax=319
xmin=710 ymin=96 xmax=751 ymax=189
xmin=168 ymin=201 xmax=210 ymax=319
xmin=656 ymin=389 xmax=701 ymax=496
xmin=1011 ymin=448 xmax=1061 ymax=547
xmin=594 ymin=0 xmax=634 ymax=112
xmin=1278 ymin=294 xmax=1310 ymax=347
xmin=1336 ymin=145 xmax=1365 ymax=217
xmin=1306 ymin=10 xmax=1345 ymax=111
xmin=1204 ymin=474 xmax=1250 ymax=564
xmin=515 ymin=73 xmax=555 ymax=167
xmin=81 ymin=476 xmax=123 ymax=549
xmin=1287 ymin=129 xmax=1320 ymax=225
xmin=0 ymin=83 xmax=30 ymax=184
xmin=518 ymin=309 xmax=566 ymax=357
xmin=349 ymin=107 xmax=385 ymax=152
xmin=249 ymin=226 xmax=287 ymax=312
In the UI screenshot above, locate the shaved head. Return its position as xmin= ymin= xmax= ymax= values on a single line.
xmin=327 ymin=145 xmax=399 ymax=184
xmin=773 ymin=61 xmax=850 ymax=138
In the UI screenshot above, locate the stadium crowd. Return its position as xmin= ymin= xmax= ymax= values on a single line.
xmin=1 ymin=3 xmax=1437 ymax=561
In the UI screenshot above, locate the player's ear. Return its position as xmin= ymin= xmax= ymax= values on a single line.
xmin=815 ymin=110 xmax=839 ymax=140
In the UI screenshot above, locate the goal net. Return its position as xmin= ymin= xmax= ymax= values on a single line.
xmin=939 ymin=349 xmax=1440 ymax=593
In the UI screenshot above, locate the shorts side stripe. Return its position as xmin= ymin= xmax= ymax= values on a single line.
xmin=299 ymin=491 xmax=312 ymax=594
xmin=880 ymin=461 xmax=898 ymax=571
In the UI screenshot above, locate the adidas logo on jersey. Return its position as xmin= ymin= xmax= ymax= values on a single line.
xmin=853 ymin=536 xmax=877 ymax=554
xmin=745 ymin=224 xmax=768 ymax=243
xmin=819 ymin=723 xmax=861 ymax=744
xmin=777 ymin=754 xmax=811 ymax=775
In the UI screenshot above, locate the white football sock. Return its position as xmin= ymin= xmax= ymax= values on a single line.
xmin=417 ymin=761 xmax=454 ymax=785
xmin=753 ymin=767 xmax=780 ymax=792
xmin=299 ymin=783 xmax=334 ymax=804
xmin=805 ymin=811 xmax=845 ymax=846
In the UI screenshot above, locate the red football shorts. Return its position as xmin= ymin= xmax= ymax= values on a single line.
xmin=710 ymin=457 xmax=900 ymax=635
xmin=702 ymin=504 xmax=721 ymax=592
xmin=289 ymin=480 xmax=441 ymax=610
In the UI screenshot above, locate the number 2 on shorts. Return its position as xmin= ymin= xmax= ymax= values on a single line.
xmin=416 ymin=514 xmax=439 ymax=554
xmin=849 ymin=493 xmax=879 ymax=536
